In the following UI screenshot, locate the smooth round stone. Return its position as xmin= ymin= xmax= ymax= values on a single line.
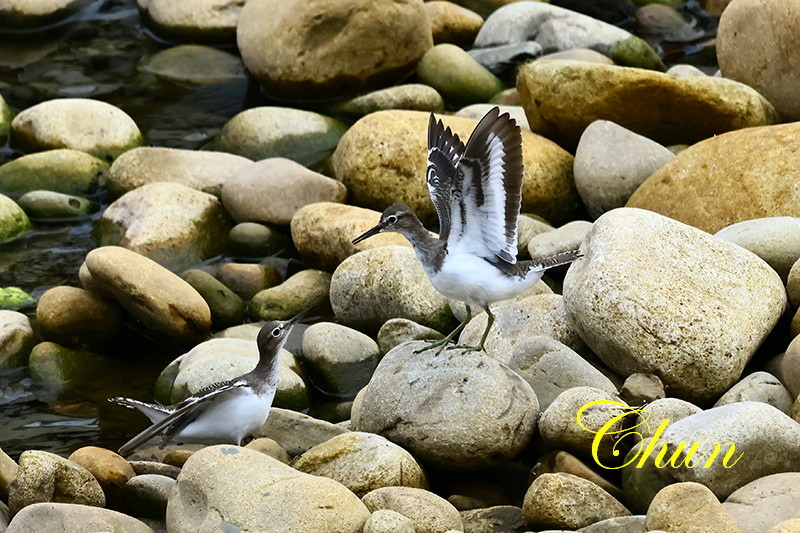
xmin=0 ymin=149 xmax=107 ymax=200
xmin=123 ymin=474 xmax=174 ymax=519
xmin=517 ymin=60 xmax=777 ymax=149
xmin=0 ymin=310 xmax=34 ymax=369
xmin=83 ymin=246 xmax=211 ymax=345
xmin=213 ymin=107 xmax=347 ymax=167
xmin=0 ymin=194 xmax=32 ymax=244
xmin=0 ymin=93 xmax=11 ymax=144
xmin=509 ymin=336 xmax=617 ymax=410
xmin=532 ymin=450 xmax=623 ymax=502
xmin=715 ymin=217 xmax=800 ymax=282
xmin=68 ymin=446 xmax=135 ymax=510
xmin=328 ymin=84 xmax=445 ymax=120
xmin=527 ymin=220 xmax=591 ymax=259
xmin=579 ymin=515 xmax=648 ymax=533
xmin=376 ymin=318 xmax=444 ymax=355
xmin=633 ymin=397 xmax=701 ymax=441
xmin=563 ymin=208 xmax=787 ymax=403
xmin=300 ymin=322 xmax=379 ymax=397
xmin=788 ymin=259 xmax=800 ymax=308
xmin=455 ymin=103 xmax=529 ymax=129
xmin=36 ymin=286 xmax=123 ymax=351
xmin=243 ymin=437 xmax=291 ymax=463
xmin=723 ymin=473 xmax=800 ymax=533
xmin=0 ymin=0 xmax=88 ymax=29
xmin=237 ymin=0 xmax=432 ymax=102
xmin=17 ymin=191 xmax=95 ymax=219
xmin=460 ymin=506 xmax=526 ymax=532
xmin=628 ymin=123 xmax=800 ymax=233
xmin=95 ymin=182 xmax=232 ymax=271
xmin=292 ymin=432 xmax=427 ymax=497
xmin=361 ymin=487 xmax=463 ymax=533
xmin=574 ymin=120 xmax=675 ymax=218
xmin=138 ymin=0 xmax=242 ymax=42
xmin=249 ymin=269 xmax=331 ymax=322
xmin=769 ymin=519 xmax=800 ymax=533
xmin=620 ymin=438 xmax=673 ymax=514
xmin=143 ymin=44 xmax=245 ymax=82
xmin=228 ymin=223 xmax=289 ymax=257
xmin=221 ymin=157 xmax=347 ymax=225
xmin=646 ymin=482 xmax=738 ymax=533
xmin=364 ymin=509 xmax=416 ymax=533
xmin=538 ymin=48 xmax=616 ymax=64
xmin=11 ymin=98 xmax=144 ymax=161
xmin=290 ymin=203 xmax=410 ymax=271
xmin=0 ymin=287 xmax=35 ymax=311
xmin=469 ymin=42 xmax=543 ymax=78
xmin=718 ymin=0 xmax=800 ymax=121
xmin=331 ymin=110 xmax=579 ymax=227
xmin=6 ymin=502 xmax=152 ymax=533
xmin=620 ymin=373 xmax=665 ymax=405
xmin=107 ymin=147 xmax=252 ymax=198
xmin=9 ymin=450 xmax=105 ymax=515
xmin=330 ymin=246 xmax=451 ymax=332
xmin=354 ymin=341 xmax=538 ymax=470
xmin=253 ymin=407 xmax=350 ymax=456
xmin=0 ymin=447 xmax=18 ymax=502
xmin=714 ymin=371 xmax=793 ymax=414
xmin=167 ymin=445 xmax=370 ymax=533
xmin=538 ymin=387 xmax=629 ymax=463
xmin=636 ymin=4 xmax=702 ymax=41
xmin=426 ymin=1 xmax=483 ymax=47
xmin=417 ymin=44 xmax=505 ymax=106
xmin=459 ymin=294 xmax=587 ymax=366
xmin=667 ymin=63 xmax=708 ymax=77
xmin=216 ymin=262 xmax=281 ymax=300
xmin=28 ymin=341 xmax=111 ymax=387
xmin=180 ymin=269 xmax=245 ymax=329
xmin=523 ymin=473 xmax=630 ymax=530
xmin=129 ymin=461 xmax=181 ymax=479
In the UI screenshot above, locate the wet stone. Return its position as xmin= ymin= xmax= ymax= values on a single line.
xmin=228 ymin=222 xmax=289 ymax=257
xmin=143 ymin=44 xmax=245 ymax=83
xmin=123 ymin=474 xmax=174 ymax=519
xmin=0 ymin=149 xmax=108 ymax=200
xmin=17 ymin=191 xmax=95 ymax=219
xmin=327 ymin=84 xmax=445 ymax=120
xmin=139 ymin=0 xmax=243 ymax=42
xmin=0 ymin=310 xmax=35 ymax=370
xmin=28 ymin=341 xmax=112 ymax=388
xmin=0 ymin=194 xmax=32 ymax=244
xmin=180 ymin=269 xmax=246 ymax=330
xmin=216 ymin=262 xmax=282 ymax=301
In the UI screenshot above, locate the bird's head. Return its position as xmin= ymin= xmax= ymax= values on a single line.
xmin=256 ymin=306 xmax=316 ymax=358
xmin=352 ymin=204 xmax=419 ymax=244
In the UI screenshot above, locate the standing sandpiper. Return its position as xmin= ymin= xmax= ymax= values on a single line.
xmin=109 ymin=309 xmax=312 ymax=456
xmin=352 ymin=107 xmax=581 ymax=353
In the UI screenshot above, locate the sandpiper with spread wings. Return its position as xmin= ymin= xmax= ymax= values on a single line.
xmin=109 ymin=309 xmax=312 ymax=456
xmin=353 ymin=107 xmax=581 ymax=353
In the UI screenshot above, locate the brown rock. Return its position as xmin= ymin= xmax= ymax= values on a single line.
xmin=216 ymin=263 xmax=281 ymax=301
xmin=362 ymin=486 xmax=463 ymax=533
xmin=646 ymin=482 xmax=739 ymax=532
xmin=0 ymin=447 xmax=17 ymax=502
xmin=36 ymin=286 xmax=123 ymax=350
xmin=426 ymin=1 xmax=483 ymax=48
xmin=67 ymin=447 xmax=135 ymax=510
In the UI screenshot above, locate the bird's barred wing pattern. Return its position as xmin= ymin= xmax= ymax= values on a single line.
xmin=427 ymin=113 xmax=465 ymax=241
xmin=447 ymin=107 xmax=523 ymax=266
xmin=109 ymin=397 xmax=171 ymax=424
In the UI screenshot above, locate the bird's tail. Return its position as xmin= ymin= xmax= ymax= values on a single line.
xmin=109 ymin=396 xmax=171 ymax=424
xmin=522 ymin=249 xmax=583 ymax=273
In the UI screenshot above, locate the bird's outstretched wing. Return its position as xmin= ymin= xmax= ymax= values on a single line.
xmin=113 ymin=378 xmax=248 ymax=457
xmin=109 ymin=397 xmax=171 ymax=424
xmin=446 ymin=107 xmax=523 ymax=268
xmin=427 ymin=113 xmax=466 ymax=241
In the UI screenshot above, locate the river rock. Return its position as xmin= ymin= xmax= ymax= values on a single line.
xmin=417 ymin=44 xmax=506 ymax=107
xmin=562 ymin=208 xmax=786 ymax=402
xmin=354 ymin=341 xmax=538 ymax=470
xmin=10 ymin=98 xmax=144 ymax=161
xmin=714 ymin=371 xmax=793 ymax=414
xmin=28 ymin=341 xmax=112 ymax=387
xmin=228 ymin=222 xmax=289 ymax=257
xmin=292 ymin=432 xmax=427 ymax=497
xmin=539 ymin=47 xmax=616 ymax=64
xmin=107 ymin=147 xmax=251 ymax=198
xmin=460 ymin=505 xmax=526 ymax=532
xmin=221 ymin=158 xmax=347 ymax=225
xmin=522 ymin=473 xmax=630 ymax=530
xmin=620 ymin=373 xmax=665 ymax=405
xmin=634 ymin=397 xmax=701 ymax=440
xmin=0 ymin=194 xmax=31 ymax=244
xmin=636 ymin=4 xmax=702 ymax=41
xmin=243 ymin=437 xmax=291 ymax=463
xmin=0 ymin=310 xmax=35 ymax=369
xmin=9 ymin=450 xmax=105 ymax=515
xmin=331 ymin=110 xmax=579 ymax=226
xmin=532 ymin=450 xmax=623 ymax=502
xmin=36 ymin=286 xmax=123 ymax=351
xmin=167 ymin=445 xmax=369 ymax=533
xmin=427 ymin=1 xmax=483 ymax=47
xmin=527 ymin=220 xmax=591 ymax=259
xmin=67 ymin=446 xmax=134 ymax=511
xmin=364 ymin=509 xmax=416 ymax=533
xmin=290 ymin=203 xmax=410 ymax=270
xmin=123 ymin=474 xmax=174 ymax=519
xmin=300 ymin=322 xmax=379 ymax=397
xmin=362 ymin=486 xmax=463 ymax=533
xmin=83 ymin=246 xmax=211 ymax=345
xmin=5 ymin=502 xmax=153 ymax=533
xmin=330 ymin=246 xmax=452 ymax=332
xmin=237 ymin=0 xmax=432 ymax=102
xmin=580 ymin=515 xmax=647 ymax=533
xmin=0 ymin=287 xmax=35 ymax=311
xmin=715 ymin=217 xmax=800 ymax=282
xmin=469 ymin=41 xmax=544 ymax=79
xmin=213 ymin=107 xmax=347 ymax=167
xmin=0 ymin=448 xmax=16 ymax=501
xmin=95 ymin=182 xmax=232 ymax=271
xmin=0 ymin=93 xmax=11 ymax=143
xmin=0 ymin=0 xmax=89 ymax=29
xmin=216 ymin=263 xmax=281 ymax=300
xmin=180 ymin=269 xmax=245 ymax=329
xmin=328 ymin=84 xmax=445 ymax=120
xmin=723 ymin=472 xmax=800 ymax=533
xmin=17 ymin=191 xmax=95 ymax=219
xmin=788 ymin=260 xmax=800 ymax=308
xmin=646 ymin=482 xmax=739 ymax=533
xmin=142 ymin=44 xmax=245 ymax=83
xmin=785 ymin=336 xmax=800 ymax=398
xmin=517 ymin=60 xmax=778 ymax=149
xmin=455 ymin=103 xmax=529 ymax=130
xmin=376 ymin=318 xmax=445 ymax=355
xmin=249 ymin=269 xmax=331 ymax=322
xmin=0 ymin=149 xmax=108 ymax=200
xmin=139 ymin=0 xmax=242 ymax=42
xmin=574 ymin=120 xmax=675 ymax=218
xmin=253 ymin=407 xmax=350 ymax=456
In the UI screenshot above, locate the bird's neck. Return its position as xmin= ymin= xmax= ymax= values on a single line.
xmin=251 ymin=350 xmax=281 ymax=389
xmin=399 ymin=218 xmax=446 ymax=273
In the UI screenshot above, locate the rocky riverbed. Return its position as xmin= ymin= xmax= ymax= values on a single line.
xmin=1 ymin=0 xmax=800 ymax=532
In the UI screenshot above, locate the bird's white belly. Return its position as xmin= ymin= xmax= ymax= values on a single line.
xmin=179 ymin=388 xmax=273 ymax=445
xmin=428 ymin=253 xmax=542 ymax=308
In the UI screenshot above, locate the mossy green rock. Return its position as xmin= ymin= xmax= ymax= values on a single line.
xmin=18 ymin=191 xmax=96 ymax=219
xmin=417 ymin=44 xmax=505 ymax=106
xmin=0 ymin=287 xmax=36 ymax=311
xmin=181 ymin=269 xmax=246 ymax=329
xmin=610 ymin=36 xmax=666 ymax=70
xmin=249 ymin=269 xmax=332 ymax=322
xmin=0 ymin=93 xmax=13 ymax=145
xmin=0 ymin=149 xmax=108 ymax=200
xmin=0 ymin=194 xmax=32 ymax=244
xmin=28 ymin=341 xmax=111 ymax=387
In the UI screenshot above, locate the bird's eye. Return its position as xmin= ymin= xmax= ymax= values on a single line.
xmin=271 ymin=327 xmax=282 ymax=338
xmin=387 ymin=215 xmax=398 ymax=224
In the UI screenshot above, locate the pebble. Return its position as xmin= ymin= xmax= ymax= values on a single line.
xmin=249 ymin=269 xmax=331 ymax=322
xmin=216 ymin=262 xmax=281 ymax=300
xmin=362 ymin=486 xmax=463 ymax=533
xmin=82 ymin=246 xmax=211 ymax=345
xmin=139 ymin=0 xmax=242 ymax=42
xmin=142 ymin=44 xmax=245 ymax=83
xmin=454 ymin=103 xmax=529 ymax=129
xmin=376 ymin=318 xmax=445 ymax=355
xmin=633 ymin=397 xmax=701 ymax=440
xmin=5 ymin=502 xmax=153 ymax=533
xmin=167 ymin=445 xmax=370 ymax=533
xmin=468 ymin=42 xmax=543 ymax=78
xmin=28 ymin=341 xmax=112 ymax=388
xmin=460 ymin=505 xmax=525 ymax=532
xmin=180 ymin=269 xmax=245 ymax=329
xmin=426 ymin=1 xmax=483 ymax=47
xmin=628 ymin=123 xmax=800 ymax=233
xmin=0 ymin=310 xmax=35 ymax=369
xmin=123 ymin=474 xmax=174 ymax=519
xmin=354 ymin=341 xmax=538 ymax=470
xmin=645 ymin=482 xmax=739 ymax=533
xmin=527 ymin=220 xmax=592 ymax=258
xmin=36 ymin=286 xmax=123 ymax=351
xmin=715 ymin=217 xmax=800 ymax=282
xmin=620 ymin=373 xmax=665 ymax=406
xmin=107 ymin=146 xmax=252 ymax=198
xmin=417 ymin=43 xmax=506 ymax=106
xmin=327 ymin=84 xmax=445 ymax=120
xmin=67 ymin=446 xmax=135 ymax=511
xmin=292 ymin=432 xmax=427 ymax=497
xmin=364 ymin=509 xmax=416 ymax=533
xmin=573 ymin=120 xmax=675 ymax=218
xmin=0 ymin=447 xmax=17 ymax=501
xmin=17 ymin=190 xmax=95 ymax=219
xmin=714 ymin=371 xmax=793 ymax=414
xmin=243 ymin=437 xmax=291 ymax=463
xmin=723 ymin=472 xmax=800 ymax=533
xmin=221 ymin=157 xmax=347 ymax=225
xmin=254 ymin=407 xmax=350 ymax=456
xmin=237 ymin=0 xmax=432 ymax=102
xmin=533 ymin=450 xmax=623 ymax=502
xmin=0 ymin=194 xmax=32 ymax=244
xmin=10 ymin=98 xmax=144 ymax=161
xmin=789 ymin=259 xmax=800 ymax=307
xmin=563 ymin=208 xmax=786 ymax=403
xmin=228 ymin=222 xmax=289 ymax=257
xmin=0 ymin=149 xmax=108 ymax=200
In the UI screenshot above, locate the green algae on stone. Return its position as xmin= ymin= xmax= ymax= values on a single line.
xmin=610 ymin=36 xmax=666 ymax=71
xmin=18 ymin=191 xmax=96 ymax=219
xmin=0 ymin=93 xmax=13 ymax=145
xmin=28 ymin=341 xmax=112 ymax=388
xmin=0 ymin=194 xmax=32 ymax=244
xmin=0 ymin=149 xmax=108 ymax=200
xmin=249 ymin=269 xmax=332 ymax=322
xmin=181 ymin=269 xmax=246 ymax=329
xmin=0 ymin=287 xmax=36 ymax=311
xmin=416 ymin=43 xmax=506 ymax=106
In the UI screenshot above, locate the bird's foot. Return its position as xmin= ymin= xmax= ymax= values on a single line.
xmin=414 ymin=338 xmax=453 ymax=354
xmin=446 ymin=343 xmax=484 ymax=353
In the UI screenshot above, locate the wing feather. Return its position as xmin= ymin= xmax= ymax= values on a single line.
xmin=427 ymin=113 xmax=465 ymax=241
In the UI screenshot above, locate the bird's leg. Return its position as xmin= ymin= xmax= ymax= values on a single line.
xmin=415 ymin=306 xmax=473 ymax=355
xmin=451 ymin=306 xmax=494 ymax=353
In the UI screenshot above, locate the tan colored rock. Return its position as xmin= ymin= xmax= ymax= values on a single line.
xmin=6 ymin=502 xmax=153 ymax=533
xmin=724 ymin=472 xmax=800 ymax=533
xmin=0 ymin=310 xmax=35 ymax=369
xmin=68 ymin=447 xmax=135 ymax=510
xmin=143 ymin=44 xmax=245 ymax=83
xmin=532 ymin=450 xmax=623 ymax=502
xmin=789 ymin=258 xmax=800 ymax=308
xmin=332 ymin=110 xmax=578 ymax=226
xmin=364 ymin=509 xmax=416 ymax=533
xmin=362 ymin=486 xmax=463 ymax=533
xmin=249 ymin=269 xmax=331 ymax=322
xmin=715 ymin=217 xmax=800 ymax=282
xmin=646 ymin=482 xmax=739 ymax=533
xmin=139 ymin=0 xmax=242 ymax=42
xmin=769 ymin=519 xmax=800 ymax=533
xmin=243 ymin=438 xmax=291 ymax=463
xmin=427 ymin=1 xmax=483 ymax=47
xmin=36 ymin=286 xmax=123 ymax=351
xmin=253 ymin=407 xmax=350 ymax=456
xmin=0 ymin=0 xmax=86 ymax=29
xmin=216 ymin=263 xmax=281 ymax=301
xmin=327 ymin=84 xmax=445 ymax=120
xmin=627 ymin=123 xmax=800 ymax=234
xmin=517 ymin=60 xmax=778 ymax=148
xmin=0 ymin=447 xmax=17 ymax=502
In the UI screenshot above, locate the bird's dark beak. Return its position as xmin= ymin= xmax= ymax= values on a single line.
xmin=287 ymin=305 xmax=316 ymax=326
xmin=352 ymin=222 xmax=384 ymax=245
